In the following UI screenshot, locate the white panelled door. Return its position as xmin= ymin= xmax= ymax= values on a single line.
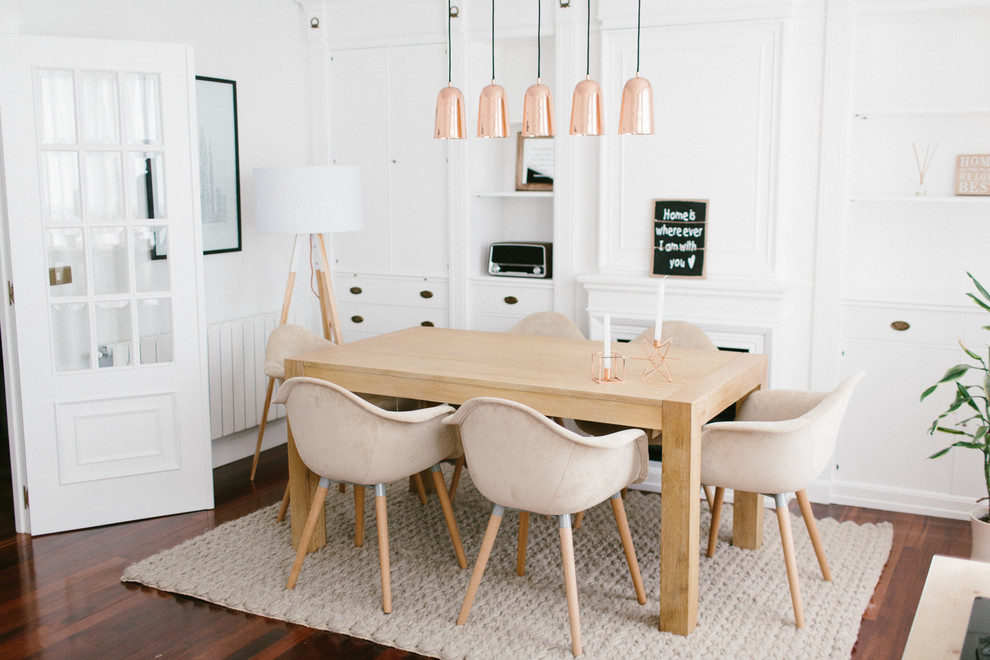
xmin=0 ymin=35 xmax=213 ymax=534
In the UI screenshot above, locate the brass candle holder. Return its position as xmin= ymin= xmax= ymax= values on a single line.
xmin=630 ymin=336 xmax=676 ymax=382
xmin=591 ymin=352 xmax=625 ymax=383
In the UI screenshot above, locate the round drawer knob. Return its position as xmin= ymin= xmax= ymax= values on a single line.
xmin=890 ymin=320 xmax=910 ymax=332
xmin=421 ymin=321 xmax=435 ymax=327
xmin=420 ymin=290 xmax=434 ymax=299
xmin=504 ymin=296 xmax=518 ymax=305
xmin=349 ymin=286 xmax=363 ymax=295
xmin=351 ymin=315 xmax=364 ymax=324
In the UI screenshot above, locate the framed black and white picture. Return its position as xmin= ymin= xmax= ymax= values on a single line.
xmin=515 ymin=133 xmax=554 ymax=191
xmin=195 ymin=76 xmax=242 ymax=254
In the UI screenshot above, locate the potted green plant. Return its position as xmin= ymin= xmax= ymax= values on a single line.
xmin=921 ymin=272 xmax=990 ymax=561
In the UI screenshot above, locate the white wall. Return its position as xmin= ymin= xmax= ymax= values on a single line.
xmin=2 ymin=0 xmax=323 ymax=328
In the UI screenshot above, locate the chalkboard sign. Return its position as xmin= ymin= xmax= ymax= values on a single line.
xmin=652 ymin=199 xmax=708 ymax=278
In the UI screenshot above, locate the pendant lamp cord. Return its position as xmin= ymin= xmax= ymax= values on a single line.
xmin=490 ymin=0 xmax=496 ymax=81
xmin=585 ymin=0 xmax=591 ymax=76
xmin=537 ymin=0 xmax=542 ymax=80
xmin=446 ymin=0 xmax=453 ymax=84
xmin=636 ymin=0 xmax=642 ymax=74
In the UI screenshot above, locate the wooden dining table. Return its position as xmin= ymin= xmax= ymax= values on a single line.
xmin=283 ymin=326 xmax=768 ymax=636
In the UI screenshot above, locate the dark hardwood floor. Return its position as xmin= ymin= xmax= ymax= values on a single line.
xmin=0 ymin=445 xmax=971 ymax=659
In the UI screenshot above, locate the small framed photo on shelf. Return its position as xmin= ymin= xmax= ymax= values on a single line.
xmin=955 ymin=154 xmax=990 ymax=196
xmin=515 ymin=133 xmax=554 ymax=191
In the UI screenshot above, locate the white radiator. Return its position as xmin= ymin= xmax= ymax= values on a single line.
xmin=206 ymin=312 xmax=286 ymax=440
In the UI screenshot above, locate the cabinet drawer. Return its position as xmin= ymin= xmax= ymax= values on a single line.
xmin=334 ymin=273 xmax=448 ymax=308
xmin=338 ymin=303 xmax=448 ymax=337
xmin=842 ymin=303 xmax=962 ymax=346
xmin=470 ymin=282 xmax=554 ymax=317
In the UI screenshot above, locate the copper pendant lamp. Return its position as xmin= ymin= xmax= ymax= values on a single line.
xmin=521 ymin=0 xmax=554 ymax=137
xmin=569 ymin=0 xmax=602 ymax=136
xmin=434 ymin=0 xmax=466 ymax=139
xmin=477 ymin=0 xmax=508 ymax=138
xmin=618 ymin=0 xmax=654 ymax=135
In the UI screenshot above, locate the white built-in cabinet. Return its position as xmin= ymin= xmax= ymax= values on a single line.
xmin=326 ymin=38 xmax=451 ymax=340
xmin=833 ymin=1 xmax=990 ymax=517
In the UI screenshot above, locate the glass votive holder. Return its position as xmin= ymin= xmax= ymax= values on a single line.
xmin=591 ymin=352 xmax=625 ymax=383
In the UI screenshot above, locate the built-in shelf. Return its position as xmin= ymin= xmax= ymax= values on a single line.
xmin=475 ymin=191 xmax=554 ymax=198
xmin=850 ymin=195 xmax=989 ymax=203
xmin=853 ymin=109 xmax=990 ymax=119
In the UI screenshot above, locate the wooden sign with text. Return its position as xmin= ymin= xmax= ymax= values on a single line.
xmin=956 ymin=154 xmax=990 ymax=196
xmin=652 ymin=199 xmax=708 ymax=278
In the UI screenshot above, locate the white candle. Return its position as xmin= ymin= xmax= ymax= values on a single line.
xmin=653 ymin=277 xmax=667 ymax=343
xmin=602 ymin=313 xmax=611 ymax=376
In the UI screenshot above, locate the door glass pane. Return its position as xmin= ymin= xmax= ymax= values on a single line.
xmin=123 ymin=73 xmax=161 ymax=145
xmin=35 ymin=69 xmax=77 ymax=144
xmin=129 ymin=152 xmax=165 ymax=219
xmin=45 ymin=228 xmax=87 ymax=297
xmin=39 ymin=151 xmax=81 ymax=222
xmin=132 ymin=226 xmax=170 ymax=292
xmin=83 ymin=152 xmax=124 ymax=220
xmin=95 ymin=300 xmax=132 ymax=368
xmin=79 ymin=71 xmax=120 ymax=144
xmin=50 ymin=302 xmax=90 ymax=372
xmin=90 ymin=226 xmax=128 ymax=295
xmin=137 ymin=298 xmax=172 ymax=364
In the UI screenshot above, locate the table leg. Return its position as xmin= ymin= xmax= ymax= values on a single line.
xmin=731 ymin=491 xmax=764 ymax=549
xmin=731 ymin=378 xmax=766 ymax=549
xmin=659 ymin=399 xmax=699 ymax=636
xmin=285 ymin=360 xmax=326 ymax=552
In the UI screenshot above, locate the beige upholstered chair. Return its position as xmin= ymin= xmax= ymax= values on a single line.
xmin=251 ymin=324 xmax=334 ymax=481
xmin=255 ymin=325 xmax=425 ymax=520
xmin=447 ymin=311 xmax=587 ymax=503
xmin=443 ymin=397 xmax=648 ymax=657
xmin=701 ymin=371 xmax=865 ymax=628
xmin=507 ymin=310 xmax=585 ymax=339
xmin=274 ymin=376 xmax=467 ymax=614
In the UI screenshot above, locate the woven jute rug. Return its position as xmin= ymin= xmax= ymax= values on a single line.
xmin=122 ymin=466 xmax=892 ymax=659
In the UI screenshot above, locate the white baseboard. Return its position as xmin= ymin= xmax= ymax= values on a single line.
xmin=828 ymin=480 xmax=977 ymax=521
xmin=211 ymin=419 xmax=287 ymax=469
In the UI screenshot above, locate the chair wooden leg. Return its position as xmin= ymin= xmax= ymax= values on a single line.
xmin=374 ymin=484 xmax=392 ymax=614
xmin=448 ymin=456 xmax=465 ymax=503
xmin=796 ymin=489 xmax=832 ymax=581
xmin=706 ymin=486 xmax=725 ymax=558
xmin=457 ymin=505 xmax=504 ymax=626
xmin=286 ymin=479 xmax=330 ymax=589
xmin=610 ymin=493 xmax=646 ymax=604
xmin=775 ymin=494 xmax=805 ymax=628
xmin=354 ymin=484 xmax=365 ymax=547
xmin=703 ymin=485 xmax=715 ymax=511
xmin=431 ymin=466 xmax=467 ymax=569
xmin=559 ymin=515 xmax=582 ymax=657
xmin=573 ymin=510 xmax=584 ymax=530
xmin=250 ymin=378 xmax=276 ymax=480
xmin=276 ymin=483 xmax=291 ymax=523
xmin=516 ymin=511 xmax=530 ymax=576
xmin=338 ymin=483 xmax=346 ymax=494
xmin=412 ymin=472 xmax=428 ymax=505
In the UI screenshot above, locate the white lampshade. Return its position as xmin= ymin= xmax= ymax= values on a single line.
xmin=253 ymin=166 xmax=364 ymax=235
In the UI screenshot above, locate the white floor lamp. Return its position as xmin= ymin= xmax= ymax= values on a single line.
xmin=251 ymin=166 xmax=364 ymax=478
xmin=253 ymin=165 xmax=364 ymax=342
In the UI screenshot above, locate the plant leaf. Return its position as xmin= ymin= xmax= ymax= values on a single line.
xmin=969 ymin=271 xmax=990 ymax=303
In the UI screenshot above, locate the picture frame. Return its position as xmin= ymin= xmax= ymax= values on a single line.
xmin=652 ymin=199 xmax=708 ymax=279
xmin=515 ymin=133 xmax=554 ymax=191
xmin=195 ymin=76 xmax=242 ymax=254
xmin=955 ymin=154 xmax=990 ymax=196
xmin=150 ymin=227 xmax=168 ymax=260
